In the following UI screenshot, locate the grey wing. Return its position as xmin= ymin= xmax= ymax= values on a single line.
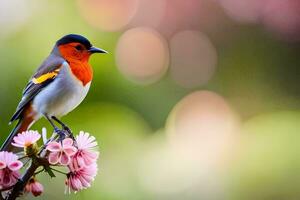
xmin=10 ymin=55 xmax=65 ymax=122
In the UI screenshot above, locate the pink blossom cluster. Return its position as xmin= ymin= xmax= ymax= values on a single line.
xmin=0 ymin=129 xmax=99 ymax=198
xmin=0 ymin=151 xmax=23 ymax=189
xmin=0 ymin=131 xmax=44 ymax=197
xmin=46 ymin=131 xmax=99 ymax=192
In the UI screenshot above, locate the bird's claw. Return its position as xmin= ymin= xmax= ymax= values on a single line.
xmin=54 ymin=127 xmax=67 ymax=140
xmin=62 ymin=125 xmax=75 ymax=140
xmin=62 ymin=125 xmax=72 ymax=135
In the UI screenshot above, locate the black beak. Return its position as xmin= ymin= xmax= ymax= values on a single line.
xmin=89 ymin=46 xmax=108 ymax=54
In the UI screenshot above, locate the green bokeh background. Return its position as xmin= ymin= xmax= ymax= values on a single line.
xmin=0 ymin=0 xmax=299 ymax=199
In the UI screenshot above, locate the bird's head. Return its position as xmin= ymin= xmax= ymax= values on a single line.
xmin=56 ymin=34 xmax=107 ymax=62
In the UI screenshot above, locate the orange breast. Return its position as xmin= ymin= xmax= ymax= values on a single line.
xmin=69 ymin=61 xmax=93 ymax=86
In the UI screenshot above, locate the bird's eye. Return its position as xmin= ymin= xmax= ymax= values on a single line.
xmin=75 ymin=45 xmax=83 ymax=51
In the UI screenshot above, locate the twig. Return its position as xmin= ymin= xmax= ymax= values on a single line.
xmin=34 ymin=167 xmax=45 ymax=176
xmin=18 ymin=155 xmax=28 ymax=161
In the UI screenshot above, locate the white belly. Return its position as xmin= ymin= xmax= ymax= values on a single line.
xmin=32 ymin=62 xmax=90 ymax=118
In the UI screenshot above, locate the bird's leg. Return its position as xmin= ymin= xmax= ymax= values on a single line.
xmin=44 ymin=115 xmax=66 ymax=140
xmin=51 ymin=116 xmax=73 ymax=138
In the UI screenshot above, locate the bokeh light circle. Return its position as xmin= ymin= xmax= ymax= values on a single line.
xmin=138 ymin=90 xmax=240 ymax=197
xmin=166 ymin=90 xmax=239 ymax=165
xmin=138 ymin=142 xmax=222 ymax=196
xmin=157 ymin=0 xmax=227 ymax=38
xmin=0 ymin=0 xmax=33 ymax=38
xmin=217 ymin=0 xmax=265 ymax=23
xmin=116 ymin=27 xmax=169 ymax=84
xmin=170 ymin=30 xmax=217 ymax=88
xmin=128 ymin=0 xmax=167 ymax=28
xmin=77 ymin=0 xmax=139 ymax=32
xmin=262 ymin=0 xmax=300 ymax=41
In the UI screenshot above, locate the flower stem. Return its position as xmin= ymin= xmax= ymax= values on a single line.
xmin=34 ymin=168 xmax=45 ymax=175
xmin=50 ymin=167 xmax=68 ymax=175
xmin=18 ymin=155 xmax=28 ymax=160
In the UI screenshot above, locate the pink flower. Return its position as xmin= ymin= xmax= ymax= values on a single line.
xmin=12 ymin=130 xmax=41 ymax=148
xmin=72 ymin=131 xmax=99 ymax=169
xmin=25 ymin=178 xmax=44 ymax=197
xmin=0 ymin=151 xmax=23 ymax=189
xmin=65 ymin=162 xmax=98 ymax=193
xmin=46 ymin=138 xmax=77 ymax=166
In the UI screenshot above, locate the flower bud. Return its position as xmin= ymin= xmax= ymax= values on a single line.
xmin=25 ymin=178 xmax=44 ymax=197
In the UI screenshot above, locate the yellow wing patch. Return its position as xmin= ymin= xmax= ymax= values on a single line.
xmin=32 ymin=69 xmax=60 ymax=84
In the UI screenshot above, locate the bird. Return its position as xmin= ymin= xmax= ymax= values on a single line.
xmin=1 ymin=34 xmax=107 ymax=151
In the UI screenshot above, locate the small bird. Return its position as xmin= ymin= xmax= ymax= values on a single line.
xmin=1 ymin=34 xmax=107 ymax=151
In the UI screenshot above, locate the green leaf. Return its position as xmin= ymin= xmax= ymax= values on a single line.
xmin=44 ymin=165 xmax=56 ymax=178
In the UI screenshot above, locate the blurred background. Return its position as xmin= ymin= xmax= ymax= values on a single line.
xmin=0 ymin=0 xmax=299 ymax=199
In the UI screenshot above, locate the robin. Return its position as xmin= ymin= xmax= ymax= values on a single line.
xmin=1 ymin=34 xmax=107 ymax=151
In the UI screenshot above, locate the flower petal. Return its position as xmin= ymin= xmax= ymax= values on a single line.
xmin=64 ymin=146 xmax=77 ymax=156
xmin=0 ymin=161 xmax=6 ymax=169
xmin=60 ymin=152 xmax=70 ymax=165
xmin=71 ymin=177 xmax=83 ymax=191
xmin=48 ymin=152 xmax=60 ymax=165
xmin=46 ymin=142 xmax=61 ymax=152
xmin=74 ymin=156 xmax=85 ymax=169
xmin=78 ymin=175 xmax=91 ymax=188
xmin=11 ymin=142 xmax=24 ymax=148
xmin=8 ymin=161 xmax=23 ymax=171
xmin=3 ymin=174 xmax=12 ymax=186
xmin=62 ymin=138 xmax=73 ymax=147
